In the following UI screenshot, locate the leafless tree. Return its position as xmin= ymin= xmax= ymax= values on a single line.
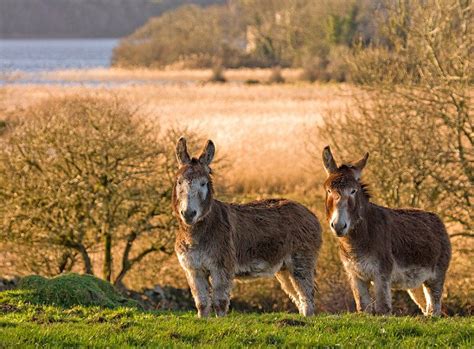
xmin=0 ymin=96 xmax=176 ymax=283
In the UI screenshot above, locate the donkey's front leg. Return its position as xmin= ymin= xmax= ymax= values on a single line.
xmin=210 ymin=268 xmax=233 ymax=317
xmin=374 ymin=274 xmax=392 ymax=315
xmin=184 ymin=268 xmax=211 ymax=318
xmin=348 ymin=273 xmax=372 ymax=313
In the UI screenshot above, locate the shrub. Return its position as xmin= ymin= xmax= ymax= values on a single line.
xmin=300 ymin=57 xmax=330 ymax=83
xmin=209 ymin=64 xmax=227 ymax=83
xmin=268 ymin=66 xmax=285 ymax=84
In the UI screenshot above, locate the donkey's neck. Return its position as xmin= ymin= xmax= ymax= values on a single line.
xmin=178 ymin=200 xmax=221 ymax=244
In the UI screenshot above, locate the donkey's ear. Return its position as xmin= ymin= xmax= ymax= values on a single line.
xmin=322 ymin=146 xmax=338 ymax=175
xmin=176 ymin=137 xmax=191 ymax=166
xmin=199 ymin=140 xmax=215 ymax=166
xmin=351 ymin=152 xmax=369 ymax=181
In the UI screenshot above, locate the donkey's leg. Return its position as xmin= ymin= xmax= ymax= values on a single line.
xmin=374 ymin=274 xmax=392 ymax=315
xmin=407 ymin=286 xmax=428 ymax=315
xmin=288 ymin=253 xmax=316 ymax=316
xmin=423 ymin=274 xmax=445 ymax=316
xmin=348 ymin=273 xmax=373 ymax=313
xmin=184 ymin=268 xmax=211 ymax=318
xmin=209 ymin=269 xmax=233 ymax=317
xmin=275 ymin=270 xmax=300 ymax=308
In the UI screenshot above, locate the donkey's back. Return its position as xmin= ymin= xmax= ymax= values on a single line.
xmin=384 ymin=207 xmax=451 ymax=269
xmin=227 ymin=198 xmax=322 ymax=277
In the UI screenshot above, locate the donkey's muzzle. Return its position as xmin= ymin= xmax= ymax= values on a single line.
xmin=331 ymin=221 xmax=348 ymax=237
xmin=181 ymin=209 xmax=197 ymax=225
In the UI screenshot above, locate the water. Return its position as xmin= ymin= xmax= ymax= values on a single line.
xmin=0 ymin=39 xmax=118 ymax=72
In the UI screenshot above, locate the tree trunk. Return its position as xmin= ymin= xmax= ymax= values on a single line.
xmin=114 ymin=245 xmax=159 ymax=286
xmin=114 ymin=231 xmax=136 ymax=286
xmin=76 ymin=244 xmax=93 ymax=275
xmin=58 ymin=251 xmax=75 ymax=274
xmin=103 ymin=233 xmax=112 ymax=282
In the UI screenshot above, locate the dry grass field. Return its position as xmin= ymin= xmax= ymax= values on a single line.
xmin=0 ymin=75 xmax=353 ymax=194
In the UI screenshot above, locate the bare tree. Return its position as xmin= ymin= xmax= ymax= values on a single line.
xmin=0 ymin=95 xmax=176 ymax=282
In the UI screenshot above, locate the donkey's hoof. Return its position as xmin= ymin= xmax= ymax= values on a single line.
xmin=373 ymin=306 xmax=392 ymax=316
xmin=300 ymin=309 xmax=315 ymax=317
xmin=197 ymin=305 xmax=211 ymax=318
xmin=213 ymin=300 xmax=229 ymax=317
xmin=360 ymin=303 xmax=375 ymax=314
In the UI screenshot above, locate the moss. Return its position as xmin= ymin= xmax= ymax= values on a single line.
xmin=6 ymin=273 xmax=141 ymax=309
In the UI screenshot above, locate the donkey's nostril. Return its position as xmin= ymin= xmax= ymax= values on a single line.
xmin=190 ymin=210 xmax=196 ymax=217
xmin=331 ymin=221 xmax=335 ymax=228
xmin=343 ymin=223 xmax=347 ymax=229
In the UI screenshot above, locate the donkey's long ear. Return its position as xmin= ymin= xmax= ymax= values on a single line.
xmin=322 ymin=146 xmax=338 ymax=175
xmin=176 ymin=137 xmax=191 ymax=166
xmin=199 ymin=140 xmax=215 ymax=166
xmin=351 ymin=152 xmax=369 ymax=181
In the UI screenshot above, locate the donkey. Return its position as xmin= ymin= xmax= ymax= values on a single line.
xmin=172 ymin=137 xmax=322 ymax=318
xmin=322 ymin=146 xmax=451 ymax=316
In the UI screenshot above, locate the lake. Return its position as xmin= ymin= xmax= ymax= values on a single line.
xmin=0 ymin=39 xmax=118 ymax=73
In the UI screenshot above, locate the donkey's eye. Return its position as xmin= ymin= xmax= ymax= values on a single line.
xmin=351 ymin=189 xmax=357 ymax=195
xmin=201 ymin=181 xmax=207 ymax=187
xmin=327 ymin=189 xmax=331 ymax=194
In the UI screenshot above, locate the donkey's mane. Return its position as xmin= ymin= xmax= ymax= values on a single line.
xmin=329 ymin=164 xmax=371 ymax=200
xmin=359 ymin=182 xmax=371 ymax=200
xmin=189 ymin=157 xmax=213 ymax=175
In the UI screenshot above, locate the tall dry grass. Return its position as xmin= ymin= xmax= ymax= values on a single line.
xmin=0 ymin=82 xmax=353 ymax=194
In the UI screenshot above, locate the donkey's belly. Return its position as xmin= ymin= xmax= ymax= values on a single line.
xmin=391 ymin=263 xmax=435 ymax=289
xmin=343 ymin=256 xmax=378 ymax=281
xmin=344 ymin=257 xmax=434 ymax=289
xmin=235 ymin=260 xmax=283 ymax=280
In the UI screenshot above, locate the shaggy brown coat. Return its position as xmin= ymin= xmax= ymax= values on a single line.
xmin=322 ymin=146 xmax=451 ymax=315
xmin=173 ymin=138 xmax=322 ymax=317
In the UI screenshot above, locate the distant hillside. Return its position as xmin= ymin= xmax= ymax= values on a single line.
xmin=0 ymin=0 xmax=224 ymax=38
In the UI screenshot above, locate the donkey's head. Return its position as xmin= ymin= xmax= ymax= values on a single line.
xmin=322 ymin=146 xmax=369 ymax=237
xmin=173 ymin=137 xmax=215 ymax=226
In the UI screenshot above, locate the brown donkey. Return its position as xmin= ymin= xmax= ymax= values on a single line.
xmin=322 ymin=146 xmax=451 ymax=316
xmin=173 ymin=137 xmax=322 ymax=317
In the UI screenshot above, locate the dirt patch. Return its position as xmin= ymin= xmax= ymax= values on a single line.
xmin=0 ymin=303 xmax=19 ymax=314
xmin=277 ymin=318 xmax=306 ymax=327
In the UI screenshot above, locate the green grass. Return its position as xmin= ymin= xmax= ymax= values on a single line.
xmin=0 ymin=304 xmax=472 ymax=347
xmin=0 ymin=274 xmax=472 ymax=347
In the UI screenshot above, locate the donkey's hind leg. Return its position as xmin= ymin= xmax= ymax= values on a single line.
xmin=288 ymin=253 xmax=316 ymax=316
xmin=407 ymin=286 xmax=427 ymax=315
xmin=275 ymin=270 xmax=300 ymax=309
xmin=423 ymin=274 xmax=445 ymax=316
